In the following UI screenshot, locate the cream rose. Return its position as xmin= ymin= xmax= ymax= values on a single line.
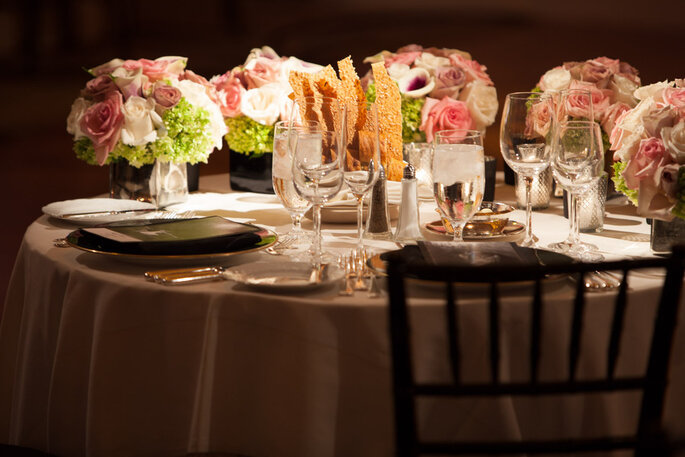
xmin=240 ymin=83 xmax=283 ymax=126
xmin=539 ymin=67 xmax=571 ymax=92
xmin=609 ymin=74 xmax=639 ymax=107
xmin=387 ymin=63 xmax=410 ymax=80
xmin=634 ymin=80 xmax=670 ymax=102
xmin=414 ymin=52 xmax=450 ymax=72
xmin=66 ymin=97 xmax=92 ymax=139
xmin=177 ymin=79 xmax=227 ymax=150
xmin=661 ymin=120 xmax=685 ymax=164
xmin=278 ymin=57 xmax=322 ymax=82
xmin=458 ymin=81 xmax=498 ymax=131
xmin=120 ymin=96 xmax=163 ymax=146
xmin=610 ymin=97 xmax=655 ymax=153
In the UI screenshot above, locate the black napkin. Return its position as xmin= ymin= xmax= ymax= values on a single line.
xmin=71 ymin=216 xmax=268 ymax=255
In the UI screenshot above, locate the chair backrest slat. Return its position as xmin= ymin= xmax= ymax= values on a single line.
xmin=489 ymin=283 xmax=500 ymax=384
xmin=568 ymin=272 xmax=586 ymax=382
xmin=446 ymin=281 xmax=460 ymax=384
xmin=530 ymin=278 xmax=543 ymax=383
xmin=607 ymin=269 xmax=630 ymax=379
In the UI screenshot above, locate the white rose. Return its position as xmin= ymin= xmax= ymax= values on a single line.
xmin=539 ymin=67 xmax=571 ymax=92
xmin=397 ymin=67 xmax=435 ymax=98
xmin=633 ymin=80 xmax=670 ymax=102
xmin=387 ymin=63 xmax=410 ymax=81
xmin=120 ymin=96 xmax=163 ymax=146
xmin=414 ymin=52 xmax=450 ymax=72
xmin=458 ymin=81 xmax=499 ymax=131
xmin=66 ymin=97 xmax=92 ymax=139
xmin=613 ymin=132 xmax=642 ymax=162
xmin=662 ymin=120 xmax=685 ymax=164
xmin=177 ymin=80 xmax=228 ymax=150
xmin=241 ymin=83 xmax=283 ymax=126
xmin=278 ymin=57 xmax=322 ymax=82
xmin=609 ymin=74 xmax=639 ymax=107
xmin=244 ymin=46 xmax=279 ymax=65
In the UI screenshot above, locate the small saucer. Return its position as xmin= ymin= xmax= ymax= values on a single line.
xmin=425 ymin=219 xmax=525 ymax=242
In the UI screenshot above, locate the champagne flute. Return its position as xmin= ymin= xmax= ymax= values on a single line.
xmin=549 ymin=120 xmax=604 ymax=261
xmin=271 ymin=120 xmax=317 ymax=254
xmin=292 ymin=129 xmax=344 ymax=267
xmin=500 ymin=92 xmax=554 ymax=247
xmin=342 ymin=102 xmax=380 ymax=255
xmin=432 ymin=129 xmax=485 ymax=242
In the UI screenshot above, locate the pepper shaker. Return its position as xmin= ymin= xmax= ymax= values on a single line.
xmin=394 ymin=164 xmax=423 ymax=243
xmin=365 ymin=165 xmax=393 ymax=240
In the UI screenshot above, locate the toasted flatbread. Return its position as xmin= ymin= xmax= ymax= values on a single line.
xmin=371 ymin=62 xmax=404 ymax=180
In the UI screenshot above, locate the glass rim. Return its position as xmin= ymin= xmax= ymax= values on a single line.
xmin=434 ymin=128 xmax=481 ymax=138
xmin=506 ymin=91 xmax=552 ymax=99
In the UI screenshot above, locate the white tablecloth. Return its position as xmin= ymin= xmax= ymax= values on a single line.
xmin=1 ymin=173 xmax=683 ymax=457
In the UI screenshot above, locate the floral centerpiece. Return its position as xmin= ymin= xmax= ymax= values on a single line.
xmin=361 ymin=44 xmax=498 ymax=143
xmin=210 ymin=46 xmax=323 ymax=157
xmin=610 ymin=79 xmax=685 ymax=221
xmin=535 ymin=56 xmax=642 ymax=151
xmin=67 ymin=56 xmax=226 ymax=168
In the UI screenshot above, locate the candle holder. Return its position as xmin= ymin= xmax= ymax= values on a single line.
xmin=563 ymin=173 xmax=608 ymax=233
xmin=514 ymin=167 xmax=553 ymax=210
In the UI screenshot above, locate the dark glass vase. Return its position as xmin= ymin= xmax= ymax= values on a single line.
xmin=650 ymin=217 xmax=685 ymax=254
xmin=187 ymin=162 xmax=200 ymax=192
xmin=109 ymin=162 xmax=154 ymax=202
xmin=229 ymin=150 xmax=274 ymax=194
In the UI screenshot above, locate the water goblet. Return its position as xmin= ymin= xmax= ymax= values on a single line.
xmin=432 ymin=129 xmax=485 ymax=242
xmin=549 ymin=120 xmax=604 ymax=261
xmin=500 ymin=92 xmax=554 ymax=247
xmin=270 ymin=120 xmax=318 ymax=254
xmin=342 ymin=102 xmax=380 ymax=255
xmin=292 ymin=129 xmax=344 ymax=268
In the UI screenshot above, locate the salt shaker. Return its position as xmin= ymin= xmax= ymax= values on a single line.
xmin=365 ymin=165 xmax=393 ymax=239
xmin=394 ymin=164 xmax=422 ymax=243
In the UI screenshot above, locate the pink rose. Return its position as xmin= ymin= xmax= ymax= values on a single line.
xmin=581 ymin=59 xmax=614 ymax=88
xmin=563 ymin=61 xmax=584 ymax=80
xmin=243 ymin=56 xmax=281 ymax=89
xmin=448 ymin=54 xmax=493 ymax=86
xmin=213 ymin=71 xmax=245 ymax=118
xmin=79 ymin=92 xmax=124 ymax=165
xmin=138 ymin=58 xmax=174 ymax=82
xmin=81 ymin=75 xmax=118 ymax=101
xmin=593 ymin=57 xmax=620 ymax=74
xmin=567 ymin=80 xmax=612 ymax=121
xmin=601 ymin=102 xmax=631 ymax=139
xmin=152 ymin=84 xmax=182 ymax=110
xmin=420 ymin=96 xmax=475 ymax=143
xmin=396 ymin=44 xmax=423 ymax=53
xmin=664 ymin=87 xmax=685 ymax=111
xmin=90 ymin=58 xmax=124 ymax=76
xmin=430 ymin=66 xmax=466 ymax=99
xmin=617 ymin=61 xmax=641 ymax=85
xmin=525 ymin=97 xmax=554 ymax=138
xmin=384 ymin=51 xmax=421 ymax=68
xmin=622 ymin=137 xmax=672 ymax=189
xmin=112 ymin=64 xmax=148 ymax=99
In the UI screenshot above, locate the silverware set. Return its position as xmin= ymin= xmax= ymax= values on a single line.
xmin=144 ymin=266 xmax=226 ymax=285
xmin=337 ymin=249 xmax=381 ymax=298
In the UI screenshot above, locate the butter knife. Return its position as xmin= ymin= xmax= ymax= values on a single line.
xmin=61 ymin=208 xmax=159 ymax=218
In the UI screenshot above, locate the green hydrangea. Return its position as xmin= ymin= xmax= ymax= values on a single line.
xmin=224 ymin=116 xmax=274 ymax=157
xmin=73 ymin=97 xmax=215 ymax=167
xmin=612 ymin=161 xmax=639 ymax=205
xmin=366 ymin=82 xmax=426 ymax=143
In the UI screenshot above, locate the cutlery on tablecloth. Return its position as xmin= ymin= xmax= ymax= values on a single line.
xmin=60 ymin=208 xmax=161 ymax=218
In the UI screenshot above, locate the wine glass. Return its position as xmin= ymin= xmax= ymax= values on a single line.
xmin=342 ymin=102 xmax=380 ymax=255
xmin=432 ymin=129 xmax=485 ymax=242
xmin=270 ymin=120 xmax=317 ymax=254
xmin=549 ymin=120 xmax=604 ymax=260
xmin=500 ymin=92 xmax=554 ymax=247
xmin=292 ymin=128 xmax=344 ymax=267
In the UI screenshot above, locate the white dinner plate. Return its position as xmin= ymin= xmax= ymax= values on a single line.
xmin=42 ymin=198 xmax=164 ymax=226
xmin=224 ymin=261 xmax=344 ymax=292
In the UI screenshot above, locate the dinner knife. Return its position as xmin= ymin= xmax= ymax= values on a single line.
xmin=60 ymin=208 xmax=159 ymax=218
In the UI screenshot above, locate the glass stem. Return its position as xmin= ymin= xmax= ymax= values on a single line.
xmin=452 ymin=221 xmax=465 ymax=242
xmin=312 ymin=204 xmax=322 ymax=268
xmin=524 ymin=176 xmax=534 ymax=244
xmin=569 ymin=192 xmax=580 ymax=245
xmin=356 ymin=195 xmax=364 ymax=254
xmin=291 ymin=213 xmax=303 ymax=234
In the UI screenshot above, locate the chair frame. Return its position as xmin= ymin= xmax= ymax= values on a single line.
xmin=386 ymin=245 xmax=685 ymax=456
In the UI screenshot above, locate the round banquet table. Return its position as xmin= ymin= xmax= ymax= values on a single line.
xmin=1 ymin=173 xmax=684 ymax=457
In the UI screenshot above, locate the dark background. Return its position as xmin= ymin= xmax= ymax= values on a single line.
xmin=1 ymin=0 xmax=684 ymax=306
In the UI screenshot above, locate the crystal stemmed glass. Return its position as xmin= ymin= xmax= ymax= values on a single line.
xmin=291 ymin=129 xmax=344 ymax=267
xmin=432 ymin=129 xmax=485 ymax=242
xmin=270 ymin=120 xmax=318 ymax=254
xmin=500 ymin=92 xmax=555 ymax=247
xmin=549 ymin=120 xmax=604 ymax=261
xmin=342 ymin=102 xmax=380 ymax=255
